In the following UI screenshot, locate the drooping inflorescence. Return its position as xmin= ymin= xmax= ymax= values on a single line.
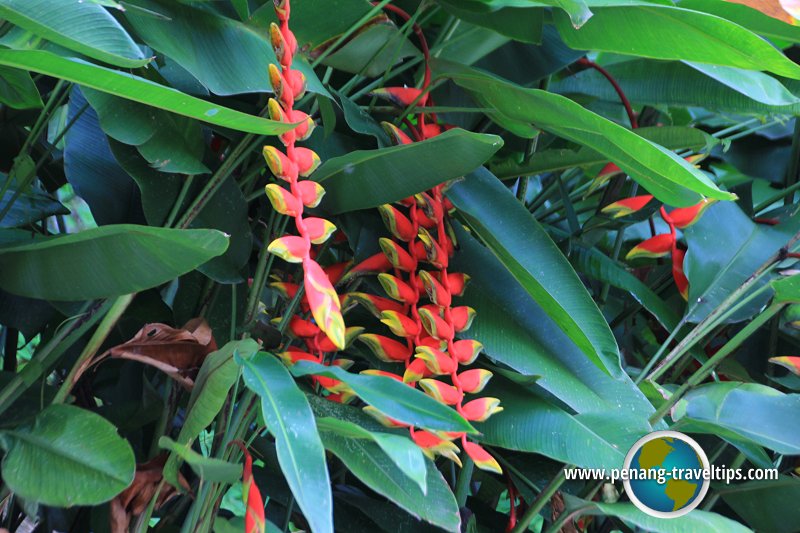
xmin=263 ymin=0 xmax=346 ymax=352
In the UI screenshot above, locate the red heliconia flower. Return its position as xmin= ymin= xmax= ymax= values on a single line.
xmin=411 ymin=430 xmax=461 ymax=464
xmin=344 ymin=292 xmax=404 ymax=317
xmin=462 ymin=440 xmax=502 ymax=474
xmin=369 ymin=86 xmax=427 ymax=107
xmin=231 ymin=441 xmax=265 ymax=533
xmin=461 ymin=397 xmax=503 ymax=422
xmin=667 ymin=198 xmax=716 ymax=229
xmin=458 ymin=369 xmax=493 ymax=393
xmin=672 ymin=248 xmax=689 ymax=300
xmin=601 ymin=195 xmax=654 ymax=218
xmin=769 ymin=356 xmax=800 ymax=376
xmin=358 ymin=333 xmax=411 ymax=363
xmin=625 ymin=234 xmax=675 ymax=260
xmin=419 ymin=379 xmax=464 ymax=405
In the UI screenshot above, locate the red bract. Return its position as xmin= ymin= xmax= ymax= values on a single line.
xmin=601 ymin=195 xmax=654 ymax=218
xmin=231 ymin=441 xmax=265 ymax=533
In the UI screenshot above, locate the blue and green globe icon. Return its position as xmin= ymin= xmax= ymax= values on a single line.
xmin=623 ymin=431 xmax=710 ymax=518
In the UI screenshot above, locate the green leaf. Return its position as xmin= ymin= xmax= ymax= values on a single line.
xmin=450 ymin=225 xmax=657 ymax=431
xmin=0 ymin=176 xmax=68 ymax=229
xmin=672 ymin=382 xmax=800 ymax=455
xmin=476 ymin=376 xmax=638 ymax=469
xmin=321 ymin=431 xmax=461 ymax=532
xmin=438 ymin=1 xmax=544 ymax=43
xmin=571 ymin=244 xmax=680 ymax=330
xmin=124 ymin=0 xmax=326 ymax=96
xmin=239 ymin=353 xmax=333 ymax=533
xmin=0 ymin=66 xmax=41 ymax=109
xmin=0 ymin=225 xmax=228 ymax=300
xmin=684 ymin=201 xmax=800 ymax=322
xmin=0 ymin=404 xmax=134 ymax=506
xmin=316 ymin=417 xmax=426 ymax=493
xmin=554 ymin=5 xmax=800 ymax=79
xmin=163 ymin=339 xmax=259 ymax=487
xmin=679 ymin=0 xmax=800 ymax=43
xmin=452 ymin=0 xmax=593 ymax=28
xmin=685 ymin=62 xmax=800 ymax=106
xmin=717 ymin=477 xmax=800 ymax=533
xmin=0 ymin=0 xmax=147 ymax=68
xmin=562 ymin=496 xmax=751 ymax=533
xmin=112 ymin=142 xmax=251 ymax=283
xmin=158 ymin=436 xmax=241 ymax=483
xmin=553 ymin=59 xmax=800 ymax=116
xmin=333 ymin=88 xmax=390 ymax=146
xmin=491 ymin=126 xmax=715 ymax=179
xmin=314 ymin=128 xmax=503 ymax=214
xmin=290 ymin=360 xmax=476 ymax=434
xmin=448 ymin=168 xmax=620 ymax=375
xmin=442 ymin=62 xmax=734 ymax=206
xmin=0 ymin=50 xmax=293 ymax=135
xmin=321 ymin=22 xmax=420 ymax=77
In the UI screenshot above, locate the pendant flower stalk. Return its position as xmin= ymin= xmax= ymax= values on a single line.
xmin=263 ymin=0 xmax=346 ymax=351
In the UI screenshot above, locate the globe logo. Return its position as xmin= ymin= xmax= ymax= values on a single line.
xmin=623 ymin=430 xmax=710 ymax=518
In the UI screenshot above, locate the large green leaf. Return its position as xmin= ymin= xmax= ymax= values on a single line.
xmin=0 ymin=404 xmax=135 ymax=506
xmin=0 ymin=50 xmax=293 ymax=135
xmin=562 ymin=496 xmax=751 ymax=532
xmin=450 ymin=224 xmax=657 ymax=427
xmin=321 ymin=432 xmax=461 ymax=532
xmin=476 ymin=377 xmax=640 ymax=469
xmin=684 ymin=201 xmax=800 ymax=322
xmin=0 ymin=0 xmax=146 ymax=68
xmin=313 ymin=128 xmax=503 ymax=214
xmin=316 ymin=417 xmax=426 ymax=493
xmin=240 ymin=353 xmax=333 ymax=533
xmin=553 ymin=59 xmax=800 ymax=116
xmin=554 ymin=5 xmax=800 ymax=79
xmin=672 ymin=382 xmax=800 ymax=455
xmin=291 ymin=361 xmax=476 ymax=434
xmin=679 ymin=0 xmax=800 ymax=43
xmin=448 ymin=168 xmax=620 ymax=375
xmin=441 ymin=62 xmax=734 ymax=206
xmin=163 ymin=339 xmax=259 ymax=487
xmin=63 ymin=88 xmax=139 ymax=225
xmin=717 ymin=477 xmax=800 ymax=533
xmin=0 ymin=225 xmax=228 ymax=300
xmin=0 ymin=66 xmax=41 ymax=109
xmin=491 ymin=126 xmax=715 ymax=179
xmin=124 ymin=0 xmax=325 ymax=96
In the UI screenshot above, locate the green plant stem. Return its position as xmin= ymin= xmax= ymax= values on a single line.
xmin=244 ymin=216 xmax=279 ymax=326
xmin=648 ymin=303 xmax=782 ymax=425
xmin=19 ymin=80 xmax=68 ymax=157
xmin=52 ymin=293 xmax=135 ymax=404
xmin=755 ymin=180 xmax=800 ymax=214
xmin=454 ymin=456 xmax=474 ymax=507
xmin=164 ymin=175 xmax=195 ymax=228
xmin=648 ymin=280 xmax=773 ymax=383
xmin=785 ymin=120 xmax=800 ymax=205
xmin=0 ymin=300 xmax=105 ymax=416
xmin=511 ymin=470 xmax=567 ymax=533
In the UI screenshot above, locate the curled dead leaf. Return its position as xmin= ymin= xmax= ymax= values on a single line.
xmin=110 ymin=454 xmax=190 ymax=533
xmin=96 ymin=319 xmax=217 ymax=389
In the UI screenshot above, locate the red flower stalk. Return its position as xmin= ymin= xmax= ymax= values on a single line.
xmin=231 ymin=440 xmax=265 ymax=533
xmin=264 ymin=0 xmax=346 ymax=351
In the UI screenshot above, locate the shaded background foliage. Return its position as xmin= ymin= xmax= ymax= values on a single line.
xmin=0 ymin=0 xmax=800 ymax=532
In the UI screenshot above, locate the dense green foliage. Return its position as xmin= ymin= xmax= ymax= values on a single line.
xmin=1 ymin=1 xmax=800 ymax=532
